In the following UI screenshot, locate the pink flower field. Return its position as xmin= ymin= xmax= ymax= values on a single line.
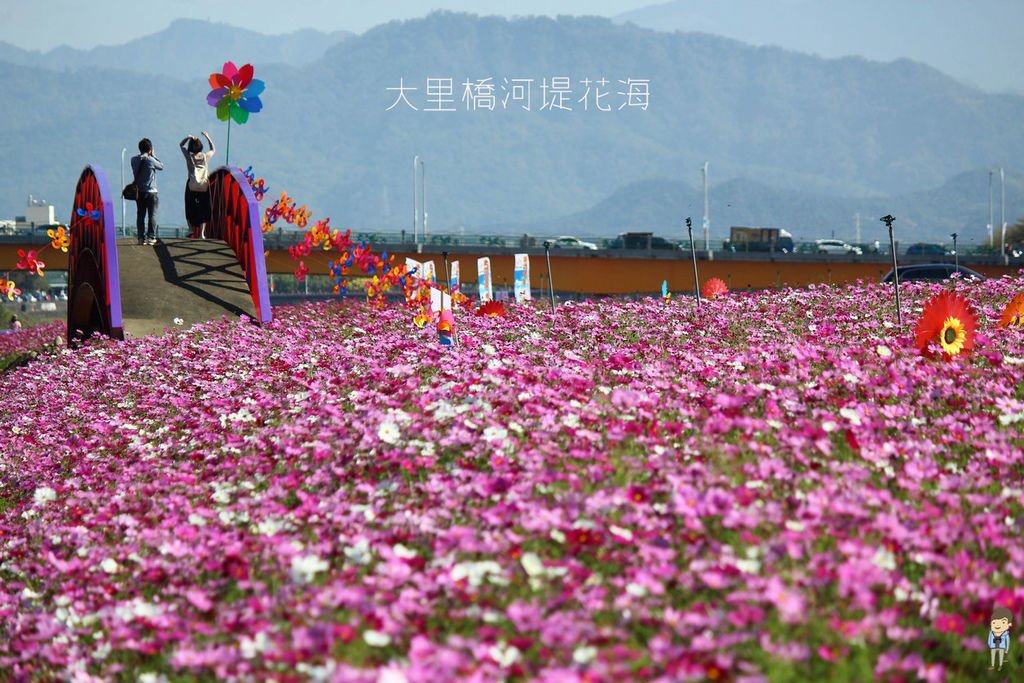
xmin=1 ymin=278 xmax=1023 ymax=682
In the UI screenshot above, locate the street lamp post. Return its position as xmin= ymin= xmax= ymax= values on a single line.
xmin=1000 ymin=167 xmax=1006 ymax=257
xmin=420 ymin=158 xmax=427 ymax=242
xmin=412 ymin=156 xmax=419 ymax=245
xmin=951 ymin=232 xmax=958 ymax=271
xmin=881 ymin=214 xmax=901 ymax=327
xmin=989 ymin=170 xmax=994 ymax=248
xmin=687 ymin=217 xmax=701 ymax=308
xmin=121 ymin=147 xmax=128 ymax=237
xmin=543 ymin=240 xmax=556 ymax=312
xmin=702 ymin=162 xmax=710 ymax=251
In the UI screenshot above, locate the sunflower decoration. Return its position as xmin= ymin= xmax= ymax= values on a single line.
xmin=476 ymin=300 xmax=507 ymax=317
xmin=997 ymin=293 xmax=1024 ymax=328
xmin=702 ymin=277 xmax=729 ymax=300
xmin=914 ymin=290 xmax=978 ymax=360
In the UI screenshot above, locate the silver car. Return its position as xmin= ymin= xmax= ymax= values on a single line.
xmin=815 ymin=239 xmax=862 ymax=255
xmin=550 ymin=235 xmax=599 ymax=250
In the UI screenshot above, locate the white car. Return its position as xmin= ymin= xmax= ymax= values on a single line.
xmin=550 ymin=235 xmax=598 ymax=250
xmin=815 ymin=239 xmax=862 ymax=255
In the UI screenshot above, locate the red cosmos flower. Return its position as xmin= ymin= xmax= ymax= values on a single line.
xmin=476 ymin=300 xmax=507 ymax=317
xmin=914 ymin=290 xmax=977 ymax=360
xmin=294 ymin=261 xmax=309 ymax=282
xmin=701 ymin=277 xmax=729 ymax=299
xmin=16 ymin=249 xmax=45 ymax=277
xmin=221 ymin=553 xmax=249 ymax=581
xmin=933 ymin=612 xmax=966 ymax=635
xmin=998 ymin=293 xmax=1024 ymax=328
xmin=626 ymin=485 xmax=649 ymax=504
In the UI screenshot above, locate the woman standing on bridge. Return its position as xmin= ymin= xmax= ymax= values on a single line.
xmin=180 ymin=131 xmax=216 ymax=240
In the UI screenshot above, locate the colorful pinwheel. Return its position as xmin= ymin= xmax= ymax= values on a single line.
xmin=242 ymin=166 xmax=269 ymax=201
xmin=661 ymin=279 xmax=670 ymax=303
xmin=207 ymin=61 xmax=265 ymax=165
xmin=914 ymin=290 xmax=977 ymax=361
xmin=0 ymin=279 xmax=20 ymax=301
xmin=16 ymin=249 xmax=45 ymax=277
xmin=75 ymin=203 xmax=102 ymax=225
xmin=207 ymin=62 xmax=264 ymax=125
xmin=437 ymin=310 xmax=455 ymax=346
xmin=47 ymin=225 xmax=70 ymax=253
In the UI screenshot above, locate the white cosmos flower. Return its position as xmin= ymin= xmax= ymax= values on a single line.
xmin=363 ymin=629 xmax=391 ymax=647
xmin=377 ymin=420 xmax=401 ymax=445
xmin=290 ymin=554 xmax=329 ymax=584
xmin=33 ymin=486 xmax=56 ymax=506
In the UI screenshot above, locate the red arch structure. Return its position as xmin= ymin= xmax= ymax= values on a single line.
xmin=207 ymin=166 xmax=272 ymax=324
xmin=67 ymin=165 xmax=124 ymax=342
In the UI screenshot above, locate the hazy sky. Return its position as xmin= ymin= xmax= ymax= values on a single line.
xmin=1 ymin=0 xmax=654 ymax=50
xmin=2 ymin=0 xmax=1020 ymax=92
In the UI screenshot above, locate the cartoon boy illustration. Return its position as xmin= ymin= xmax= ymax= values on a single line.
xmin=989 ymin=606 xmax=1013 ymax=671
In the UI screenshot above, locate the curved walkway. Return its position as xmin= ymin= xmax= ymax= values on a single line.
xmin=116 ymin=238 xmax=258 ymax=338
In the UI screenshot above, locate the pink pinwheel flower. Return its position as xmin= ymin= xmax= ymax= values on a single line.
xmin=207 ymin=62 xmax=265 ymax=124
xmin=16 ymin=249 xmax=45 ymax=276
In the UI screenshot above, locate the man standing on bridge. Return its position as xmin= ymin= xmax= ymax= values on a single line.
xmin=131 ymin=138 xmax=164 ymax=246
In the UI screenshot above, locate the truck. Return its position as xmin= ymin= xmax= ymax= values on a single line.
xmin=723 ymin=226 xmax=794 ymax=253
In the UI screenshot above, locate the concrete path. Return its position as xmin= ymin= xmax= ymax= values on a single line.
xmin=116 ymin=238 xmax=257 ymax=338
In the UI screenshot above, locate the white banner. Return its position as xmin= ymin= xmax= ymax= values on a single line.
xmin=477 ymin=257 xmax=493 ymax=302
xmin=513 ymin=253 xmax=531 ymax=302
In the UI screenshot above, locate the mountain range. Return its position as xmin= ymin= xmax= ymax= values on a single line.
xmin=1 ymin=12 xmax=1021 ymax=245
xmin=0 ymin=18 xmax=350 ymax=80
xmin=615 ymin=0 xmax=1024 ymax=95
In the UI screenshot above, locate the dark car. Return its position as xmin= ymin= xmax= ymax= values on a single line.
xmin=882 ymin=263 xmax=986 ymax=283
xmin=607 ymin=232 xmax=678 ymax=250
xmin=905 ymin=243 xmax=951 ymax=257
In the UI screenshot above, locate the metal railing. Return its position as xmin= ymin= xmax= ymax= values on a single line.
xmin=2 ymin=224 xmax=1018 ymax=260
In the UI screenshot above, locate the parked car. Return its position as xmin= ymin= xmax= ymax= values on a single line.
xmin=905 ymin=243 xmax=952 ymax=257
xmin=815 ymin=239 xmax=862 ymax=255
xmin=548 ymin=235 xmax=598 ymax=250
xmin=881 ymin=263 xmax=986 ymax=283
xmin=607 ymin=232 xmax=678 ymax=250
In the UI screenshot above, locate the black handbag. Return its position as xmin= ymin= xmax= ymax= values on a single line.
xmin=122 ymin=183 xmax=139 ymax=201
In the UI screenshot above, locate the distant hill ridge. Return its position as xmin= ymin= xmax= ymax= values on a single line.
xmin=0 ymin=18 xmax=351 ymax=80
xmin=0 ymin=12 xmax=1020 ymax=242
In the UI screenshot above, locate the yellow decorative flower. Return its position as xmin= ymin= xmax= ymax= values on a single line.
xmin=938 ymin=316 xmax=967 ymax=356
xmin=48 ymin=225 xmax=70 ymax=252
